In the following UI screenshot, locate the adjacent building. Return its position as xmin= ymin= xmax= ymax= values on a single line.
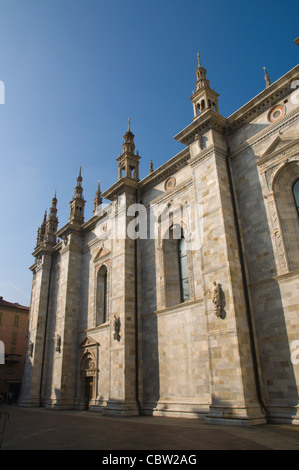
xmin=19 ymin=55 xmax=299 ymax=425
xmin=0 ymin=297 xmax=29 ymax=401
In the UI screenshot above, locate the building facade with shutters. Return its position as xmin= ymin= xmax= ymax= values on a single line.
xmin=19 ymin=57 xmax=299 ymax=425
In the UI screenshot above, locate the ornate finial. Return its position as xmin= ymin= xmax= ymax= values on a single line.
xmin=73 ymin=166 xmax=84 ymax=200
xmin=52 ymin=189 xmax=57 ymax=204
xmin=197 ymin=52 xmax=201 ymax=67
xmin=50 ymin=191 xmax=58 ymax=212
xmin=76 ymin=167 xmax=83 ymax=186
xmin=94 ymin=180 xmax=103 ymax=214
xmin=263 ymin=66 xmax=271 ymax=88
xmin=42 ymin=210 xmax=47 ymax=225
xmin=128 ymin=117 xmax=131 ymax=131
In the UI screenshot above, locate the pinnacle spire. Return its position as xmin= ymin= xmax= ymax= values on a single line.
xmin=69 ymin=167 xmax=85 ymax=224
xmin=77 ymin=166 xmax=82 ymax=184
xmin=42 ymin=210 xmax=47 ymax=227
xmin=191 ymin=52 xmax=220 ymax=117
xmin=49 ymin=190 xmax=58 ymax=219
xmin=94 ymin=180 xmax=103 ymax=214
xmin=122 ymin=119 xmax=135 ymax=155
xmin=197 ymin=52 xmax=201 ymax=67
xmin=74 ymin=166 xmax=83 ymax=198
xmin=117 ymin=119 xmax=140 ymax=181
xmin=36 ymin=210 xmax=47 ymax=247
xmin=263 ymin=66 xmax=271 ymax=88
xmin=195 ymin=52 xmax=209 ymax=89
xmin=52 ymin=189 xmax=57 ymax=206
xmin=45 ymin=191 xmax=59 ymax=243
xmin=35 ymin=192 xmax=59 ymax=249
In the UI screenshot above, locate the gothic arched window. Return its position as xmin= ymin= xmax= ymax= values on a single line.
xmin=272 ymin=162 xmax=299 ymax=271
xmin=293 ymin=179 xmax=299 ymax=216
xmin=96 ymin=265 xmax=108 ymax=325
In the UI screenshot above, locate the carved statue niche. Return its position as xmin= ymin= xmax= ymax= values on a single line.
xmin=84 ymin=354 xmax=95 ymax=371
xmin=212 ymin=281 xmax=226 ymax=319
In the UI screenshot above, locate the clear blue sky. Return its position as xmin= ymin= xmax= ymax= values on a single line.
xmin=0 ymin=0 xmax=298 ymax=306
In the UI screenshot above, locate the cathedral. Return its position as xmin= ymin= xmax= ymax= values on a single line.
xmin=19 ymin=55 xmax=299 ymax=426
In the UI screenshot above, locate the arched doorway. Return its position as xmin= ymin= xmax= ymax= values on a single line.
xmin=84 ymin=373 xmax=94 ymax=410
xmin=79 ymin=337 xmax=99 ymax=410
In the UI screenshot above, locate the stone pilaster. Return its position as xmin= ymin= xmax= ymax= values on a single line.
xmin=190 ymin=139 xmax=266 ymax=425
xmin=19 ymin=252 xmax=54 ymax=407
xmin=45 ymin=230 xmax=83 ymax=409
xmin=104 ymin=189 xmax=140 ymax=416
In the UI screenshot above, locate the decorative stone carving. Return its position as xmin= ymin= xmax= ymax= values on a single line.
xmin=268 ymin=105 xmax=285 ymax=123
xmin=194 ymin=133 xmax=203 ymax=150
xmin=28 ymin=341 xmax=34 ymax=358
xmin=113 ymin=315 xmax=121 ymax=342
xmin=186 ymin=250 xmax=195 ymax=301
xmin=267 ymin=195 xmax=288 ymax=272
xmin=55 ymin=334 xmax=61 ymax=353
xmin=85 ymin=356 xmax=95 ymax=370
xmin=157 ymin=244 xmax=166 ymax=309
xmin=212 ymin=281 xmax=225 ymax=318
xmin=274 ymin=229 xmax=288 ymax=271
xmin=165 ymin=176 xmax=176 ymax=191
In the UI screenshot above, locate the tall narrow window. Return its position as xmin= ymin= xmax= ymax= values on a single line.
xmin=96 ymin=265 xmax=108 ymax=325
xmin=164 ymin=225 xmax=190 ymax=307
xmin=178 ymin=236 xmax=190 ymax=303
xmin=293 ymin=179 xmax=299 ymax=216
xmin=103 ymin=270 xmax=107 ymax=323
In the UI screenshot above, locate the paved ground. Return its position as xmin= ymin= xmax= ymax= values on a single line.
xmin=1 ymin=405 xmax=299 ymax=451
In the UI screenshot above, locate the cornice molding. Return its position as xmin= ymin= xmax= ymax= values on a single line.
xmin=102 ymin=176 xmax=139 ymax=201
xmin=227 ymin=65 xmax=299 ymax=135
xmin=32 ymin=242 xmax=55 ymax=258
xmin=81 ymin=211 xmax=109 ymax=233
xmin=173 ymin=110 xmax=227 ymax=146
xmin=139 ymin=147 xmax=190 ymax=192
